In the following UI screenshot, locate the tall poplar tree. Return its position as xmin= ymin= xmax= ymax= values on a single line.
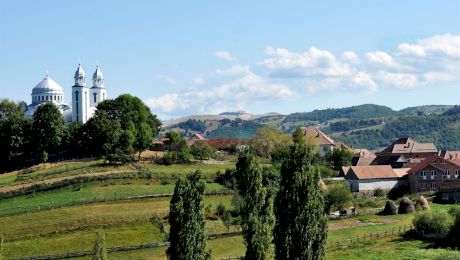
xmin=32 ymin=102 xmax=65 ymax=158
xmin=274 ymin=143 xmax=328 ymax=260
xmin=235 ymin=151 xmax=275 ymax=260
xmin=167 ymin=170 xmax=211 ymax=260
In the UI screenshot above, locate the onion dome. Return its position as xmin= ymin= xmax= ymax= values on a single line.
xmin=32 ymin=75 xmax=64 ymax=95
xmin=74 ymin=64 xmax=86 ymax=78
xmin=92 ymin=66 xmax=105 ymax=88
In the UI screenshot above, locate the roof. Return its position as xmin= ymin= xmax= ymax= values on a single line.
xmin=371 ymin=154 xmax=407 ymax=165
xmin=380 ymin=137 xmax=437 ymax=154
xmin=346 ymin=165 xmax=400 ymax=180
xmin=74 ymin=64 xmax=86 ymax=78
xmin=393 ymin=168 xmax=411 ymax=178
xmin=353 ymin=148 xmax=377 ymax=158
xmin=340 ymin=166 xmax=351 ymax=176
xmin=93 ymin=66 xmax=104 ymax=79
xmin=32 ymin=75 xmax=64 ymax=94
xmin=408 ymin=156 xmax=460 ymax=174
xmin=188 ymin=133 xmax=206 ymax=140
xmin=352 ymin=157 xmax=375 ymax=166
xmin=439 ymin=150 xmax=460 ymax=160
xmin=303 ymin=126 xmax=335 ymax=145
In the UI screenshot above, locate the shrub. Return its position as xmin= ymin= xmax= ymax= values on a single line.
xmin=448 ymin=207 xmax=460 ymax=246
xmin=415 ymin=196 xmax=430 ymax=211
xmin=216 ymin=203 xmax=226 ymax=217
xmin=373 ymin=188 xmax=386 ymax=198
xmin=382 ymin=200 xmax=398 ymax=215
xmin=325 ymin=182 xmax=352 ymax=213
xmin=398 ymin=197 xmax=415 ymax=214
xmin=413 ymin=210 xmax=453 ymax=239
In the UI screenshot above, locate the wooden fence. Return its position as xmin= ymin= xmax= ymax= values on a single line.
xmin=10 ymin=231 xmax=242 ymax=260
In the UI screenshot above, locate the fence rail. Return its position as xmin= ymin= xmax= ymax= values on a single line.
xmin=10 ymin=232 xmax=242 ymax=260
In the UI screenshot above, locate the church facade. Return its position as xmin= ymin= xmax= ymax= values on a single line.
xmin=24 ymin=64 xmax=108 ymax=125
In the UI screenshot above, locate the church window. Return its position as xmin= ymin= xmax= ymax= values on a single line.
xmin=75 ymin=91 xmax=79 ymax=102
xmin=46 ymin=96 xmax=48 ymax=101
xmin=103 ymin=93 xmax=105 ymax=100
xmin=93 ymin=93 xmax=97 ymax=103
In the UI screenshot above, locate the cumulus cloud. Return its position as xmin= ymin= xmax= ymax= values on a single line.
xmin=147 ymin=34 xmax=460 ymax=117
xmin=215 ymin=51 xmax=235 ymax=62
xmin=155 ymin=74 xmax=176 ymax=85
xmin=146 ymin=67 xmax=293 ymax=116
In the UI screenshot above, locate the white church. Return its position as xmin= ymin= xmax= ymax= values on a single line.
xmin=24 ymin=64 xmax=108 ymax=125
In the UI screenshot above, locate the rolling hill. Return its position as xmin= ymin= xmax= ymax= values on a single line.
xmin=161 ymin=104 xmax=460 ymax=150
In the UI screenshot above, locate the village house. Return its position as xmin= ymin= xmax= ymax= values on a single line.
xmin=352 ymin=148 xmax=377 ymax=166
xmin=302 ymin=126 xmax=349 ymax=156
xmin=407 ymin=156 xmax=460 ymax=201
xmin=342 ymin=165 xmax=410 ymax=192
xmin=376 ymin=137 xmax=438 ymax=159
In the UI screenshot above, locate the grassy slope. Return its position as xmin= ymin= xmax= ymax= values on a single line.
xmin=0 ymin=180 xmax=225 ymax=216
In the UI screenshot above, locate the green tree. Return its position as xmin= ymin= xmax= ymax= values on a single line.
xmin=325 ymin=147 xmax=353 ymax=171
xmin=0 ymin=236 xmax=4 ymax=260
xmin=235 ymin=151 xmax=275 ymax=260
xmin=250 ymin=125 xmax=292 ymax=158
xmin=274 ymin=143 xmax=328 ymax=260
xmin=190 ymin=142 xmax=216 ymax=160
xmin=292 ymin=127 xmax=304 ymax=144
xmin=324 ymin=182 xmax=352 ymax=213
xmin=32 ymin=102 xmax=65 ymax=158
xmin=0 ymin=99 xmax=31 ymax=172
xmin=93 ymin=229 xmax=107 ymax=260
xmin=167 ymin=170 xmax=211 ymax=260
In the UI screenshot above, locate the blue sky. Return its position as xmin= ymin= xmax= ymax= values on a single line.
xmin=0 ymin=1 xmax=459 ymax=119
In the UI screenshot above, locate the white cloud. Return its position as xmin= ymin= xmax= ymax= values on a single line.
xmin=215 ymin=51 xmax=235 ymax=62
xmin=351 ymin=72 xmax=378 ymax=92
xmin=377 ymin=71 xmax=419 ymax=89
xmin=193 ymin=77 xmax=205 ymax=85
xmin=146 ymin=66 xmax=293 ymax=116
xmin=155 ymin=74 xmax=176 ymax=85
xmin=398 ymin=34 xmax=460 ymax=58
xmin=216 ymin=64 xmax=250 ymax=76
xmin=263 ymin=46 xmax=352 ymax=77
xmin=342 ymin=51 xmax=360 ymax=64
xmin=366 ymin=51 xmax=405 ymax=69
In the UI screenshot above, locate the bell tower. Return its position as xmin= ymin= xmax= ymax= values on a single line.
xmin=72 ymin=64 xmax=90 ymax=124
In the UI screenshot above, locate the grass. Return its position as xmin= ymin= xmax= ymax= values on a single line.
xmin=0 ymin=195 xmax=232 ymax=239
xmin=0 ymin=180 xmax=226 ymax=216
xmin=144 ymin=163 xmax=235 ymax=179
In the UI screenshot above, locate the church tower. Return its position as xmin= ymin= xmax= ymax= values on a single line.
xmin=90 ymin=66 xmax=107 ymax=108
xmin=72 ymin=64 xmax=90 ymax=125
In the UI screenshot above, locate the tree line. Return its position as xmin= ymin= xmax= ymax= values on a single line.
xmin=0 ymin=95 xmax=161 ymax=172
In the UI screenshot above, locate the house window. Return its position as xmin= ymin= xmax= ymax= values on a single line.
xmin=455 ymin=170 xmax=459 ymax=179
xmin=431 ymin=170 xmax=437 ymax=179
xmin=420 ymin=171 xmax=427 ymax=179
xmin=420 ymin=183 xmax=427 ymax=189
xmin=445 ymin=170 xmax=451 ymax=179
xmin=431 ymin=182 xmax=437 ymax=189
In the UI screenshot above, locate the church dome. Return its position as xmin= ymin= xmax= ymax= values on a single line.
xmin=32 ymin=75 xmax=64 ymax=95
xmin=93 ymin=66 xmax=103 ymax=79
xmin=74 ymin=64 xmax=86 ymax=78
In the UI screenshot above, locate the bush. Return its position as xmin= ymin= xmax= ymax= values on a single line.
xmin=448 ymin=207 xmax=460 ymax=246
xmin=190 ymin=142 xmax=216 ymax=160
xmin=382 ymin=200 xmax=398 ymax=215
xmin=413 ymin=210 xmax=453 ymax=239
xmin=415 ymin=196 xmax=430 ymax=211
xmin=398 ymin=197 xmax=415 ymax=214
xmin=373 ymin=188 xmax=386 ymax=198
xmin=325 ymin=182 xmax=352 ymax=213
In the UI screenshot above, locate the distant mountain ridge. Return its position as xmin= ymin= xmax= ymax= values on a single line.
xmin=160 ymin=104 xmax=460 ymax=150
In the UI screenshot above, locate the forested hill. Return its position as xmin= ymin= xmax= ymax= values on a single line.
xmin=163 ymin=104 xmax=460 ymax=150
xmin=282 ymin=104 xmax=399 ymax=123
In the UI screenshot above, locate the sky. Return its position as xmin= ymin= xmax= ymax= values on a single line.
xmin=0 ymin=1 xmax=459 ymax=120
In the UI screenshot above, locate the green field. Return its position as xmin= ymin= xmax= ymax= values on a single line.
xmin=1 ymin=160 xmax=459 ymax=260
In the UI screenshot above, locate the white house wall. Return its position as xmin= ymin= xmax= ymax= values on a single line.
xmin=348 ymin=179 xmax=406 ymax=192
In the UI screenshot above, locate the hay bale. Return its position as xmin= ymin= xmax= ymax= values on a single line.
xmin=382 ymin=200 xmax=398 ymax=215
xmin=319 ymin=179 xmax=327 ymax=191
xmin=398 ymin=197 xmax=415 ymax=214
xmin=415 ymin=195 xmax=430 ymax=211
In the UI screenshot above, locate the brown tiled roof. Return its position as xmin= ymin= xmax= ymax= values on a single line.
xmin=393 ymin=168 xmax=411 ymax=178
xmin=303 ymin=126 xmax=335 ymax=145
xmin=347 ymin=165 xmax=399 ymax=179
xmin=380 ymin=137 xmax=437 ymax=154
xmin=188 ymin=133 xmax=206 ymax=140
xmin=352 ymin=157 xmax=375 ymax=166
xmin=341 ymin=166 xmax=351 ymax=176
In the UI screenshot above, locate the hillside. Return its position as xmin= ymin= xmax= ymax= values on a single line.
xmin=161 ymin=104 xmax=460 ymax=150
